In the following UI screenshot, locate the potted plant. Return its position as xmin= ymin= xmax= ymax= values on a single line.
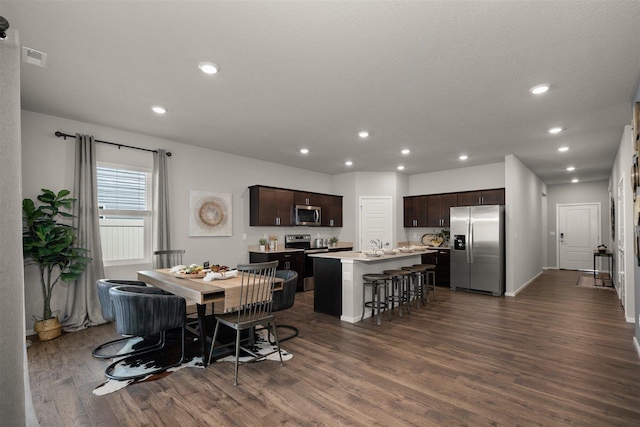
xmin=329 ymin=237 xmax=339 ymax=247
xmin=259 ymin=238 xmax=267 ymax=252
xmin=22 ymin=189 xmax=92 ymax=341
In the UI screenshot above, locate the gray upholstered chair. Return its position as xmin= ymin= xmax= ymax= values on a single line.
xmin=104 ymin=285 xmax=187 ymax=381
xmin=153 ymin=249 xmax=185 ymax=268
xmin=269 ymin=270 xmax=299 ymax=342
xmin=92 ymin=279 xmax=159 ymax=359
xmin=207 ymin=261 xmax=283 ymax=386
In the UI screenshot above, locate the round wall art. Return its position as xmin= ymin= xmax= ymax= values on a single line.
xmin=189 ymin=190 xmax=232 ymax=236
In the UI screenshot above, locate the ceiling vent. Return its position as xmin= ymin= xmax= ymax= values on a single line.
xmin=22 ymin=46 xmax=47 ymax=68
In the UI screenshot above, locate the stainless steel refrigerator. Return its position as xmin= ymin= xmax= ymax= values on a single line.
xmin=450 ymin=205 xmax=505 ymax=296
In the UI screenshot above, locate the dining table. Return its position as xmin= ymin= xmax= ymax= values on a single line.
xmin=137 ymin=269 xmax=283 ymax=365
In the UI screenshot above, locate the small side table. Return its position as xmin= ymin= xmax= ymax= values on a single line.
xmin=593 ymin=250 xmax=614 ymax=287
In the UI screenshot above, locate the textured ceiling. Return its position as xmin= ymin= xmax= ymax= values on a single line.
xmin=2 ymin=1 xmax=639 ymax=184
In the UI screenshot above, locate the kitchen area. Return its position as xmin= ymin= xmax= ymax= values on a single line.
xmin=248 ymin=184 xmax=506 ymax=322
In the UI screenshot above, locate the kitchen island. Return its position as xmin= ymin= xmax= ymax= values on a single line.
xmin=309 ymin=250 xmax=434 ymax=322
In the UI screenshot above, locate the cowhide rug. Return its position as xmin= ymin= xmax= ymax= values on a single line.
xmin=93 ymin=327 xmax=292 ymax=395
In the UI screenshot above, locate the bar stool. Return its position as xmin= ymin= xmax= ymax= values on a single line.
xmin=413 ymin=263 xmax=437 ymax=303
xmin=402 ymin=265 xmax=427 ymax=308
xmin=383 ymin=269 xmax=411 ymax=317
xmin=362 ymin=273 xmax=391 ymax=325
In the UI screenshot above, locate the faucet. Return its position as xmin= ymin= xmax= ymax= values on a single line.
xmin=370 ymin=239 xmax=389 ymax=249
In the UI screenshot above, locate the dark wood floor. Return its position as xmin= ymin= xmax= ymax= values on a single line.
xmin=28 ymin=270 xmax=640 ymax=426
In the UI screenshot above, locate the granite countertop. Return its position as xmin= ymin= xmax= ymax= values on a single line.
xmin=247 ymin=241 xmax=354 ymax=254
xmin=308 ymin=249 xmax=436 ymax=262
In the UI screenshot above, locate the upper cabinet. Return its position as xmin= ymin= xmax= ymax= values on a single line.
xmin=426 ymin=193 xmax=457 ymax=227
xmin=404 ymin=196 xmax=429 ymax=227
xmin=404 ymin=188 xmax=505 ymax=227
xmin=456 ymin=188 xmax=505 ymax=206
xmin=294 ymin=191 xmax=321 ymax=207
xmin=250 ymin=185 xmax=343 ymax=227
xmin=320 ymin=194 xmax=343 ymax=227
xmin=249 ymin=186 xmax=294 ymax=226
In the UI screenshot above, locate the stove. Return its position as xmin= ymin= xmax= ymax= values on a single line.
xmin=285 ymin=234 xmax=329 ymax=291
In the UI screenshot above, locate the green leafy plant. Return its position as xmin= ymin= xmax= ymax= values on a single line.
xmin=23 ymin=189 xmax=92 ymax=320
xmin=329 ymin=237 xmax=339 ymax=245
xmin=259 ymin=238 xmax=267 ymax=245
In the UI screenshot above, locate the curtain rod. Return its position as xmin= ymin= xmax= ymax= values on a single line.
xmin=54 ymin=131 xmax=172 ymax=156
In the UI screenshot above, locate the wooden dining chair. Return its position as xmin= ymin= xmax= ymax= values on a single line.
xmin=207 ymin=260 xmax=283 ymax=386
xmin=153 ymin=249 xmax=185 ymax=268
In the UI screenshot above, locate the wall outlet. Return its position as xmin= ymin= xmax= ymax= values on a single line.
xmin=343 ymin=272 xmax=352 ymax=281
xmin=549 ymin=231 xmax=555 ymax=236
xmin=242 ymin=233 xmax=247 ymax=241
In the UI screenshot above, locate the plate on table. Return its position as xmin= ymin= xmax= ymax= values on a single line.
xmin=397 ymin=248 xmax=413 ymax=253
xmin=205 ymin=270 xmax=238 ymax=280
xmin=365 ymin=252 xmax=382 ymax=258
xmin=175 ymin=272 xmax=207 ymax=279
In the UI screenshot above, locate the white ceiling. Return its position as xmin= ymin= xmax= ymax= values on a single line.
xmin=2 ymin=1 xmax=639 ymax=184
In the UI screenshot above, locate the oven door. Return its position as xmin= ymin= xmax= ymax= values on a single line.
xmin=303 ymin=248 xmax=329 ymax=291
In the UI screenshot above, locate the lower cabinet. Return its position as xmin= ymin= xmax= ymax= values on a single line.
xmin=313 ymin=257 xmax=342 ymax=317
xmin=421 ymin=250 xmax=450 ymax=287
xmin=249 ymin=251 xmax=304 ymax=291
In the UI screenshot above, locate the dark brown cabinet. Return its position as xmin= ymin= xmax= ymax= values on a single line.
xmin=404 ymin=196 xmax=429 ymax=227
xmin=426 ymin=193 xmax=457 ymax=227
xmin=456 ymin=188 xmax=505 ymax=206
xmin=321 ymin=194 xmax=343 ymax=227
xmin=249 ymin=186 xmax=294 ymax=226
xmin=250 ymin=250 xmax=304 ymax=291
xmin=294 ymin=191 xmax=321 ymax=207
xmin=250 ymin=185 xmax=342 ymax=227
xmin=404 ymin=188 xmax=505 ymax=227
xmin=422 ymin=250 xmax=450 ymax=287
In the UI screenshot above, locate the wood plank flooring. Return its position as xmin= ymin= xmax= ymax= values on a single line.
xmin=28 ymin=269 xmax=640 ymax=426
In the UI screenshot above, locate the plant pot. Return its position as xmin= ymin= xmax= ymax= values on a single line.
xmin=259 ymin=244 xmax=266 ymax=252
xmin=34 ymin=317 xmax=62 ymax=341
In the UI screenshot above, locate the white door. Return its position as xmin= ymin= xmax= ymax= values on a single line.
xmin=617 ymin=178 xmax=624 ymax=303
xmin=558 ymin=203 xmax=600 ymax=270
xmin=359 ymin=197 xmax=393 ymax=251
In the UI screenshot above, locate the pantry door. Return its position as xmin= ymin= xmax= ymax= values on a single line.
xmin=557 ymin=203 xmax=600 ymax=270
xmin=359 ymin=197 xmax=393 ymax=251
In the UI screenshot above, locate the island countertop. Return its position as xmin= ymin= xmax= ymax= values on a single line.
xmin=308 ymin=249 xmax=436 ymax=262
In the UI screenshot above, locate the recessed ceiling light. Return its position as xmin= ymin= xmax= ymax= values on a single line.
xmin=566 ymin=166 xmax=575 ymax=171
xmin=459 ymin=155 xmax=468 ymax=160
xmin=358 ymin=131 xmax=369 ymax=138
xmin=401 ymin=149 xmax=410 ymax=155
xmin=151 ymin=106 xmax=166 ymax=114
xmin=397 ymin=165 xmax=405 ymax=171
xmin=558 ymin=146 xmax=569 ymax=152
xmin=198 ymin=61 xmax=219 ymax=75
xmin=571 ymin=178 xmax=579 ymax=183
xmin=548 ymin=127 xmax=563 ymax=134
xmin=530 ymin=84 xmax=550 ymax=94
xmin=300 ymin=148 xmax=309 ymax=154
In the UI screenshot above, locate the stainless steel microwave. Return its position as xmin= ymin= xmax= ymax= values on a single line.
xmin=294 ymin=205 xmax=321 ymax=226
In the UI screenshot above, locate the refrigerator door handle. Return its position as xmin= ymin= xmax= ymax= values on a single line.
xmin=468 ymin=219 xmax=474 ymax=264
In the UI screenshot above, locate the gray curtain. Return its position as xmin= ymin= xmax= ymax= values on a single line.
xmin=153 ymin=149 xmax=171 ymax=266
xmin=62 ymin=134 xmax=106 ymax=331
xmin=0 ymin=27 xmax=38 ymax=427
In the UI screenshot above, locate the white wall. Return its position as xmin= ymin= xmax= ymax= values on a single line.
xmin=545 ymin=181 xmax=611 ymax=268
xmin=408 ymin=162 xmax=505 ymax=195
xmin=21 ymin=110 xmax=341 ymax=330
xmin=505 ymin=155 xmax=546 ymax=295
xmin=609 ymin=124 xmax=636 ymax=324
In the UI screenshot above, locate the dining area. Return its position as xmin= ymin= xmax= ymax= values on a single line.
xmin=93 ymin=260 xmax=293 ymax=388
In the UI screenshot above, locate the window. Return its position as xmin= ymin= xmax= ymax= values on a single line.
xmin=97 ymin=164 xmax=152 ymax=265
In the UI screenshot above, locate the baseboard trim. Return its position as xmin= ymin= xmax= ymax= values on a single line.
xmin=505 ymin=271 xmax=544 ymax=297
xmin=634 ymin=336 xmax=640 ymax=359
xmin=543 ymin=266 xmax=559 ymax=270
